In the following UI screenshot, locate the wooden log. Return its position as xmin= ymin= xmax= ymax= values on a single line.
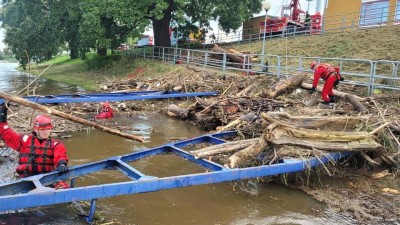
xmin=265 ymin=123 xmax=372 ymax=142
xmin=262 ymin=114 xmax=373 ymax=142
xmin=216 ymin=118 xmax=241 ymax=132
xmin=167 ymin=104 xmax=189 ymax=119
xmin=236 ymin=82 xmax=258 ymax=97
xmin=345 ymin=94 xmax=367 ymax=112
xmin=266 ymin=133 xmax=384 ymax=152
xmin=212 ymin=44 xmax=243 ymax=64
xmin=262 ymin=112 xmax=372 ymax=130
xmin=302 ymin=96 xmax=320 ymax=106
xmin=192 ymin=138 xmax=258 ymax=158
xmin=209 ymin=53 xmax=224 ymax=61
xmin=0 ymin=92 xmax=144 ymax=142
xmin=228 ymin=138 xmax=266 ymax=168
xmin=259 ymin=73 xmax=308 ymax=99
xmin=191 ymin=138 xmax=258 ymax=154
xmin=301 ymin=82 xmax=365 ymax=101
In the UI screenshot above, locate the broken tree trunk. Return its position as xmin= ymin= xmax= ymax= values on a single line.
xmin=191 ymin=138 xmax=258 ymax=158
xmin=345 ymin=94 xmax=367 ymax=112
xmin=301 ymin=82 xmax=365 ymax=101
xmin=262 ymin=112 xmax=372 ymax=130
xmin=167 ymin=104 xmax=189 ymax=119
xmin=228 ymin=138 xmax=266 ymax=168
xmin=212 ymin=44 xmax=243 ymax=64
xmin=0 ymin=92 xmax=144 ymax=142
xmin=259 ymin=73 xmax=308 ymax=99
xmin=265 ymin=128 xmax=384 ymax=152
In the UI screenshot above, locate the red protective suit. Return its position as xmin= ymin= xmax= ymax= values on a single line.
xmin=0 ymin=122 xmax=69 ymax=178
xmin=95 ymin=106 xmax=114 ymax=119
xmin=312 ymin=63 xmax=342 ymax=103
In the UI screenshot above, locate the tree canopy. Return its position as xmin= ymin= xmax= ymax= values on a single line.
xmin=0 ymin=0 xmax=262 ymax=66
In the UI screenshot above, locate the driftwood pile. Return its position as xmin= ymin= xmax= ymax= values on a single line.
xmin=91 ymin=66 xmax=400 ymax=170
xmin=163 ymin=72 xmax=400 ymax=169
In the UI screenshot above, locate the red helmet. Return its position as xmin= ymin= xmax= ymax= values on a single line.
xmin=33 ymin=115 xmax=53 ymax=130
xmin=310 ymin=61 xmax=317 ymax=70
xmin=101 ymin=102 xmax=110 ymax=107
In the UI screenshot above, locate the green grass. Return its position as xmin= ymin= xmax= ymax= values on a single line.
xmin=26 ymin=53 xmax=178 ymax=91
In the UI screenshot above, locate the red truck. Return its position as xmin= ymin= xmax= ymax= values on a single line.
xmin=259 ymin=0 xmax=322 ymax=36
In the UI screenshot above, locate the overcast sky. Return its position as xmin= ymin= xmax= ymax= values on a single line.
xmin=0 ymin=0 xmax=326 ymax=50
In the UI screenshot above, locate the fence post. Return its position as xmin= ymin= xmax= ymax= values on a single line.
xmin=222 ymin=53 xmax=227 ymax=73
xmin=143 ymin=47 xmax=146 ymax=59
xmin=186 ymin=50 xmax=190 ymax=65
xmin=368 ymin=61 xmax=376 ymax=96
xmin=204 ymin=52 xmax=208 ymax=68
xmin=341 ymin=16 xmax=345 ymax=32
xmin=277 ymin=56 xmax=281 ymax=78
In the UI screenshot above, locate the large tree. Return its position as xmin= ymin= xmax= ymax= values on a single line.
xmin=1 ymin=0 xmax=63 ymax=67
xmin=142 ymin=0 xmax=262 ymax=47
xmin=78 ymin=0 xmax=149 ymax=56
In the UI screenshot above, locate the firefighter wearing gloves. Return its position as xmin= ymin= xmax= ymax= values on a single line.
xmin=309 ymin=61 xmax=344 ymax=106
xmin=0 ymin=103 xmax=69 ymax=189
xmin=95 ymin=102 xmax=114 ymax=119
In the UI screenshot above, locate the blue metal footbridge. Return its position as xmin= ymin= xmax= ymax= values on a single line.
xmin=0 ymin=90 xmax=219 ymax=104
xmin=0 ymin=131 xmax=351 ymax=222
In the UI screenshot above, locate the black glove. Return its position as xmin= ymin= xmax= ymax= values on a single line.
xmin=0 ymin=103 xmax=8 ymax=123
xmin=56 ymin=162 xmax=69 ymax=174
xmin=309 ymin=87 xmax=316 ymax=94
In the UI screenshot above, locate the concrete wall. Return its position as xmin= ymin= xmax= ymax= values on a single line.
xmin=324 ymin=0 xmax=399 ymax=31
xmin=323 ymin=0 xmax=361 ymax=31
xmin=242 ymin=15 xmax=265 ymax=40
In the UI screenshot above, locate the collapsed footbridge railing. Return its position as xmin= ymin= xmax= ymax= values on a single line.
xmin=0 ymin=131 xmax=352 ymax=223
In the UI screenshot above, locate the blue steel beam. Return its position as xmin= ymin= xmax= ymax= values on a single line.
xmin=0 ymin=152 xmax=351 ymax=211
xmin=0 ymin=131 xmax=352 ymax=212
xmin=0 ymin=91 xmax=219 ymax=104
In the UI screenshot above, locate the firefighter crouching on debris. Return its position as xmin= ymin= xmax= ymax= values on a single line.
xmin=0 ymin=103 xmax=69 ymax=189
xmin=309 ymin=61 xmax=344 ymax=106
xmin=95 ymin=102 xmax=114 ymax=119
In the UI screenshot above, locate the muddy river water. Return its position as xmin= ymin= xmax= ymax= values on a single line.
xmin=0 ymin=63 xmax=355 ymax=224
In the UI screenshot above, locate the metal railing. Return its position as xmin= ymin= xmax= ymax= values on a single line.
xmin=182 ymin=5 xmax=400 ymax=46
xmin=124 ymin=46 xmax=400 ymax=96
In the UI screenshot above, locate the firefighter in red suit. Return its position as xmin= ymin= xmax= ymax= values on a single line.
xmin=309 ymin=61 xmax=344 ymax=105
xmin=95 ymin=102 xmax=114 ymax=119
xmin=0 ymin=103 xmax=69 ymax=189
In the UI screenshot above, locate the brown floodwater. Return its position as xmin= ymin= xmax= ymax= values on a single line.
xmin=0 ymin=114 xmax=356 ymax=225
xmin=0 ymin=64 xmax=356 ymax=225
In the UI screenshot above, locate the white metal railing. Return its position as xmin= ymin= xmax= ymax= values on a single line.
xmin=124 ymin=46 xmax=400 ymax=96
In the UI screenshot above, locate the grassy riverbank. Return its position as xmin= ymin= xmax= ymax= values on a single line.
xmin=24 ymin=53 xmax=179 ymax=91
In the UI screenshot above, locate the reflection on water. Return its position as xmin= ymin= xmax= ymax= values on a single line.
xmin=0 ymin=63 xmax=84 ymax=95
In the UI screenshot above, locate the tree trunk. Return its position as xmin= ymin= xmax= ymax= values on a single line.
xmin=97 ymin=47 xmax=107 ymax=57
xmin=345 ymin=94 xmax=367 ymax=112
xmin=212 ymin=44 xmax=244 ymax=64
xmin=301 ymin=82 xmax=365 ymax=101
xmin=191 ymin=138 xmax=258 ymax=158
xmin=262 ymin=112 xmax=372 ymax=130
xmin=69 ymin=48 xmax=79 ymax=59
xmin=0 ymin=92 xmax=144 ymax=142
xmin=167 ymin=104 xmax=189 ymax=119
xmin=266 ymin=130 xmax=383 ymax=152
xmin=259 ymin=73 xmax=308 ymax=99
xmin=152 ymin=1 xmax=172 ymax=47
